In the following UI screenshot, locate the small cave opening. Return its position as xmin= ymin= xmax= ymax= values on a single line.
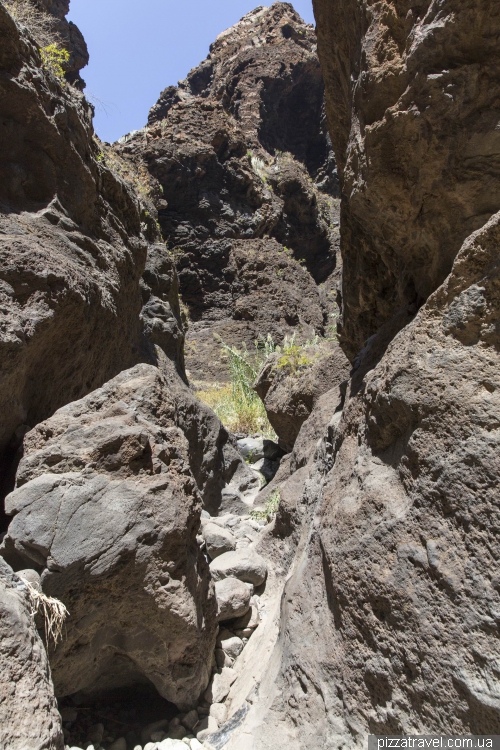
xmin=0 ymin=443 xmax=22 ymax=536
xmin=58 ymin=683 xmax=179 ymax=749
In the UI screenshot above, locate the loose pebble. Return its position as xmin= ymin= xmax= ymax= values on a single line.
xmin=142 ymin=721 xmax=169 ymax=744
xmin=209 ymin=703 xmax=227 ymax=725
xmin=151 ymin=731 xmax=167 ymax=741
xmin=196 ymin=715 xmax=219 ymax=742
xmin=169 ymin=726 xmax=187 ymax=740
xmin=181 ymin=709 xmax=199 ymax=732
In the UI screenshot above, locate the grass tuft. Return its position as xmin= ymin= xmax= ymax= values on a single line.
xmin=20 ymin=576 xmax=69 ymax=649
xmin=250 ymin=488 xmax=280 ymax=522
xmin=197 ymin=336 xmax=277 ymax=438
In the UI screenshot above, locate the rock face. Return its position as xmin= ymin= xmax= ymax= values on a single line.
xmin=118 ymin=2 xmax=341 ymax=383
xmin=4 ymin=0 xmax=89 ymax=87
xmin=254 ymin=341 xmax=349 ymax=451
xmin=0 ymin=2 xmax=163 ymax=506
xmin=0 ymin=558 xmax=64 ymax=750
xmin=37 ymin=0 xmax=89 ymax=87
xmin=241 ymin=1 xmax=500 ymax=746
xmin=1 ymin=364 xmax=218 ymax=706
xmin=313 ymin=0 xmax=500 ymax=360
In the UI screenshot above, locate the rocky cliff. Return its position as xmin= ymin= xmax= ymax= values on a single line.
xmin=2 ymin=1 xmax=500 ymax=748
xmin=230 ymin=1 xmax=500 ymax=746
xmin=117 ymin=3 xmax=341 ymax=383
xmin=0 ymin=2 xmax=258 ymax=745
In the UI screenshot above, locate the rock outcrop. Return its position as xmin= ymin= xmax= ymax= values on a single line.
xmin=0 ymin=2 xmax=259 ymax=735
xmin=0 ymin=558 xmax=64 ymax=750
xmin=1 ymin=364 xmax=218 ymax=706
xmin=254 ymin=341 xmax=349 ymax=451
xmin=227 ymin=1 xmax=500 ymax=746
xmin=0 ymin=1 xmax=155 ymax=506
xmin=313 ymin=0 xmax=500 ymax=360
xmin=117 ymin=3 xmax=341 ymax=383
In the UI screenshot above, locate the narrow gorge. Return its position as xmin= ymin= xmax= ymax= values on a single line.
xmin=0 ymin=1 xmax=499 ymax=749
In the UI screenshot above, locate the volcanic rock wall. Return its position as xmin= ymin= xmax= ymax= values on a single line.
xmin=118 ymin=3 xmax=341 ymax=384
xmin=0 ymin=2 xmax=256 ymax=740
xmin=239 ymin=1 xmax=500 ymax=747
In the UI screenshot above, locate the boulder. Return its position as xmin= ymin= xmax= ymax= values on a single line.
xmin=249 ymin=0 xmax=500 ymax=742
xmin=215 ymin=577 xmax=251 ymax=622
xmin=203 ymin=667 xmax=237 ymax=704
xmin=0 ymin=3 xmax=157 ymax=490
xmin=219 ymin=635 xmax=244 ymax=659
xmin=0 ymin=558 xmax=64 ymax=750
xmin=210 ymin=549 xmax=268 ymax=586
xmin=236 ymin=437 xmax=265 ymax=462
xmin=201 ymin=523 xmax=236 ymax=559
xmin=254 ymin=343 xmax=349 ymax=451
xmin=1 ymin=365 xmax=218 ymax=707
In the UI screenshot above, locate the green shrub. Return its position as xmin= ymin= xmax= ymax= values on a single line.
xmin=41 ymin=43 xmax=69 ymax=79
xmin=275 ymin=332 xmax=319 ymax=374
xmin=197 ymin=336 xmax=277 ymax=438
xmin=250 ymin=488 xmax=280 ymax=522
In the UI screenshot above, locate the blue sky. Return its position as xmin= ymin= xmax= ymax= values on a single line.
xmin=68 ymin=0 xmax=315 ymax=144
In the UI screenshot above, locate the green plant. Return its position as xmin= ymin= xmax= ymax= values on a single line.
xmin=326 ymin=304 xmax=340 ymax=341
xmin=197 ymin=337 xmax=276 ymax=438
xmin=275 ymin=332 xmax=319 ymax=374
xmin=250 ymin=488 xmax=280 ymax=522
xmin=41 ymin=43 xmax=69 ymax=79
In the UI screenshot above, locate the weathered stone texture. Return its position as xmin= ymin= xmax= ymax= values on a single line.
xmin=248 ymin=1 xmax=500 ymax=745
xmin=1 ymin=364 xmax=219 ymax=707
xmin=0 ymin=558 xmax=64 ymax=750
xmin=254 ymin=341 xmax=349 ymax=451
xmin=0 ymin=3 xmax=152 ymax=466
xmin=313 ymin=0 xmax=500 ymax=358
xmin=118 ymin=3 xmax=341 ymax=382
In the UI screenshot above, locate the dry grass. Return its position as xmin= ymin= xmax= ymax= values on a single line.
xmin=20 ymin=576 xmax=69 ymax=649
xmin=4 ymin=0 xmax=61 ymax=47
xmin=196 ymin=336 xmax=277 ymax=438
xmin=197 ymin=381 xmax=276 ymax=438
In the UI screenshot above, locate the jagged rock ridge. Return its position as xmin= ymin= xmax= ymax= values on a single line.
xmin=118 ymin=3 xmax=341 ymax=383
